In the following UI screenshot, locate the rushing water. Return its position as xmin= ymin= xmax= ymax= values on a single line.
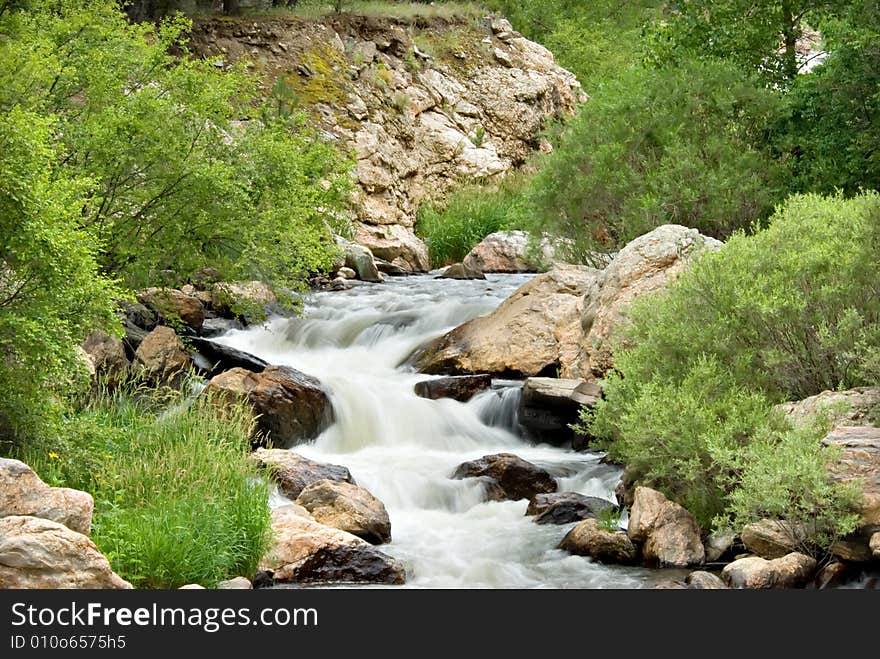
xmin=216 ymin=273 xmax=676 ymax=588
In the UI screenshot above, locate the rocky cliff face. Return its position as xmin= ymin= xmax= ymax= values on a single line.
xmin=188 ymin=13 xmax=584 ymax=271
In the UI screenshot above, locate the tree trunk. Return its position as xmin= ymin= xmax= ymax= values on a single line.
xmin=781 ymin=0 xmax=800 ymax=81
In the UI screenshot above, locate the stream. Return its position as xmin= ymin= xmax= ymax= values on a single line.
xmin=216 ymin=273 xmax=680 ymax=588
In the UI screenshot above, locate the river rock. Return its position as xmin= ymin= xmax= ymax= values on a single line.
xmin=0 ymin=516 xmax=131 ymax=589
xmin=829 ymin=535 xmax=874 ymax=562
xmin=704 ymin=531 xmax=736 ymax=563
xmin=81 ymin=330 xmax=129 ymax=387
xmin=813 ymin=561 xmax=851 ymax=589
xmin=134 ymin=325 xmax=192 ymax=386
xmin=374 ymin=258 xmax=409 ymax=277
xmin=741 ymin=519 xmax=807 ymax=559
xmin=212 ymin=281 xmax=278 ymax=318
xmin=870 ymin=531 xmax=880 ymax=559
xmin=721 ymin=552 xmax=817 ymax=589
xmin=414 ymin=265 xmax=599 ymax=377
xmin=217 ymin=576 xmax=252 ymax=590
xmin=204 ymin=366 xmax=333 ymax=448
xmin=413 ymin=374 xmax=492 ymax=402
xmin=569 ymin=225 xmax=722 ymax=379
xmin=518 ymin=378 xmax=601 ymax=446
xmin=628 ymin=486 xmax=705 ymax=567
xmin=822 ymin=425 xmax=880 ymax=529
xmin=261 ymin=505 xmax=405 ymax=585
xmin=337 ymin=267 xmax=357 ymax=280
xmin=199 ymin=317 xmax=245 ymax=338
xmin=188 ymin=337 xmax=268 ymax=377
xmin=118 ymin=300 xmax=157 ymax=332
xmin=251 ymin=449 xmax=355 ymax=499
xmin=558 ymin=518 xmax=638 ymax=564
xmin=526 ymin=492 xmax=617 ymax=525
xmin=344 ymin=242 xmax=382 ymax=283
xmin=355 ymin=224 xmax=430 ymax=273
xmin=452 ymin=453 xmax=557 ymax=502
xmin=686 ymin=571 xmax=728 ymax=589
xmin=295 ymin=480 xmax=391 ymax=545
xmin=0 ymin=459 xmax=93 ymax=536
xmin=438 ymin=262 xmax=486 ymax=280
xmin=137 ymin=287 xmax=205 ymax=331
xmin=462 ymin=231 xmax=538 ymax=273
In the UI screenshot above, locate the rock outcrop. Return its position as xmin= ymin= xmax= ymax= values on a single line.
xmin=569 ymin=225 xmax=722 ymax=379
xmin=721 ymin=552 xmax=816 ymax=589
xmin=558 ymin=518 xmax=638 ymax=564
xmin=452 ymin=453 xmax=557 ymax=502
xmin=0 ymin=459 xmax=93 ymax=536
xmin=628 ymin=486 xmax=705 ymax=568
xmin=414 ymin=265 xmax=598 ymax=376
xmin=0 ymin=516 xmax=131 ymax=589
xmin=204 ymin=366 xmax=333 ymax=448
xmin=295 ymin=479 xmax=392 ymax=545
xmin=261 ymin=505 xmax=405 ymax=585
xmin=189 ymin=14 xmax=584 ymax=272
xmin=252 ymin=449 xmax=355 ymax=499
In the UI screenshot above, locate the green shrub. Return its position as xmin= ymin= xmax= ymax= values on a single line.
xmin=524 ymin=60 xmax=786 ymax=262
xmin=20 ymin=384 xmax=272 ymax=589
xmin=585 ymin=191 xmax=878 ymax=548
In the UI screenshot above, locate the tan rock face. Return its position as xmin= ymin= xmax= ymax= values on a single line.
xmin=741 ymin=519 xmax=806 ymax=559
xmin=295 ymin=479 xmax=391 ymax=545
xmin=414 ymin=265 xmax=599 ymax=377
xmin=628 ymin=486 xmax=705 ymax=568
xmin=558 ymin=518 xmax=638 ymax=564
xmin=136 ymin=287 xmax=204 ymax=331
xmin=0 ymin=516 xmax=131 ymax=589
xmin=721 ymin=553 xmax=817 ymax=589
xmin=81 ymin=330 xmax=129 ymax=387
xmin=261 ymin=505 xmax=405 ymax=585
xmin=204 ymin=367 xmax=334 ymax=448
xmin=188 ymin=16 xmax=584 ymax=272
xmin=134 ymin=326 xmax=192 ymax=385
xmin=570 ymin=225 xmax=722 ymax=379
xmin=0 ymin=458 xmax=93 ymax=536
xmin=777 ymin=387 xmax=880 ymax=428
xmin=821 ymin=425 xmax=880 ymax=528
xmin=251 ymin=449 xmax=355 ymax=499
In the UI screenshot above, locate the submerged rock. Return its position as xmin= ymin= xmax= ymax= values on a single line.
xmin=558 ymin=518 xmax=638 ymax=564
xmin=526 ymin=492 xmax=617 ymax=525
xmin=204 ymin=366 xmax=333 ymax=448
xmin=0 ymin=516 xmax=131 ymax=589
xmin=262 ymin=505 xmax=405 ymax=585
xmin=628 ymin=486 xmax=705 ymax=568
xmin=452 ymin=453 xmax=557 ymax=502
xmin=722 ymin=552 xmax=817 ymax=589
xmin=414 ymin=265 xmax=599 ymax=377
xmin=0 ymin=458 xmax=93 ymax=536
xmin=414 ymin=374 xmax=492 ymax=402
xmin=296 ymin=479 xmax=392 ymax=545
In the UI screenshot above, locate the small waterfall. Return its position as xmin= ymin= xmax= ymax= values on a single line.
xmin=216 ymin=273 xmax=662 ymax=588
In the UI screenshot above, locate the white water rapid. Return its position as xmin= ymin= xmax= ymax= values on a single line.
xmin=217 ymin=274 xmax=674 ymax=588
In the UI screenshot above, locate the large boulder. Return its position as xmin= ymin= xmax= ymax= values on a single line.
xmin=81 ymin=330 xmax=130 ymax=387
xmin=212 ymin=281 xmax=278 ymax=318
xmin=570 ymin=225 xmax=722 ymax=379
xmin=461 ymin=231 xmax=539 ymax=273
xmin=628 ymin=486 xmax=705 ymax=568
xmin=558 ymin=518 xmax=638 ymax=564
xmin=354 ymin=224 xmax=430 ymax=273
xmin=0 ymin=516 xmax=131 ymax=589
xmin=261 ymin=505 xmax=405 ymax=585
xmin=526 ymin=492 xmax=617 ymax=525
xmin=414 ymin=265 xmax=599 ymax=377
xmin=452 ymin=453 xmax=557 ymax=502
xmin=136 ymin=287 xmax=205 ymax=331
xmin=251 ymin=449 xmax=355 ymax=499
xmin=204 ymin=366 xmax=333 ymax=448
xmin=295 ymin=479 xmax=391 ymax=545
xmin=0 ymin=459 xmax=93 ymax=536
xmin=721 ymin=552 xmax=817 ymax=589
xmin=188 ymin=337 xmax=268 ymax=377
xmin=518 ymin=377 xmax=601 ymax=447
xmin=741 ymin=519 xmax=806 ymax=559
xmin=413 ymin=374 xmax=492 ymax=402
xmin=343 ymin=242 xmax=382 ymax=283
xmin=821 ymin=425 xmax=880 ymax=529
xmin=134 ymin=325 xmax=192 ymax=385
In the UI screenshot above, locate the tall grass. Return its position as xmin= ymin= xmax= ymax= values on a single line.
xmin=19 ymin=382 xmax=271 ymax=589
